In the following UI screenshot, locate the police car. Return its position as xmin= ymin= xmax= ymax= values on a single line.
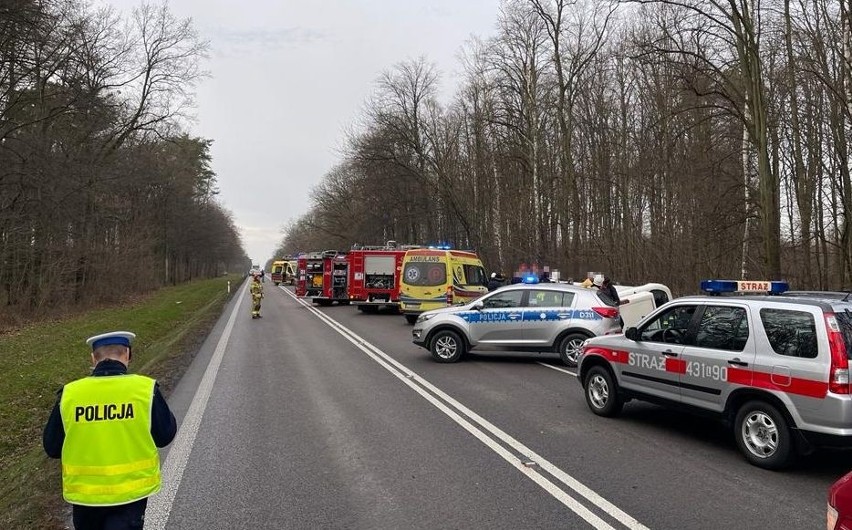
xmin=411 ymin=278 xmax=622 ymax=365
xmin=577 ymin=279 xmax=852 ymax=469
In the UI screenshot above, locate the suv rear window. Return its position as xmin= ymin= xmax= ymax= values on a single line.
xmin=759 ymin=308 xmax=818 ymax=359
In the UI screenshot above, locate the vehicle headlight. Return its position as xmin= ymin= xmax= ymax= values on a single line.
xmin=417 ymin=313 xmax=437 ymax=323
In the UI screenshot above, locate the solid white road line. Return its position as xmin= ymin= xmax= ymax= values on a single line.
xmin=282 ymin=288 xmax=648 ymax=530
xmin=144 ymin=280 xmax=247 ymax=530
xmin=537 ymin=362 xmax=578 ymax=377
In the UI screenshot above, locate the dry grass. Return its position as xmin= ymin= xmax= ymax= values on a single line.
xmin=0 ymin=274 xmax=243 ymax=529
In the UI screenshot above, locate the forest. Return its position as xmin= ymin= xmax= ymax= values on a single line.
xmin=276 ymin=0 xmax=852 ymax=296
xmin=0 ymin=0 xmax=247 ymax=324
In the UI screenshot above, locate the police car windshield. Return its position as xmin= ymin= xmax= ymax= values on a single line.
xmin=403 ymin=262 xmax=446 ymax=287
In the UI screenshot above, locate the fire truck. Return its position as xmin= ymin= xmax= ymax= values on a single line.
xmin=347 ymin=243 xmax=415 ymax=312
xmin=295 ymin=250 xmax=350 ymax=306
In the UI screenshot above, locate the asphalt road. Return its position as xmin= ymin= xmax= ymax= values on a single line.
xmin=144 ymin=281 xmax=852 ymax=529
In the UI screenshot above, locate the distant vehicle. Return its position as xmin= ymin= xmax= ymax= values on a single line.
xmin=412 ymin=281 xmax=621 ymax=365
xmin=578 ymin=279 xmax=852 ymax=469
xmin=270 ymin=260 xmax=295 ymax=286
xmin=399 ymin=248 xmax=488 ymax=324
xmin=249 ymin=264 xmax=261 ymax=276
xmin=614 ymin=283 xmax=673 ymax=328
xmin=295 ymin=251 xmax=349 ymax=306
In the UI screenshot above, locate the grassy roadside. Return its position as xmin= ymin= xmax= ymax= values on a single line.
xmin=0 ymin=274 xmax=243 ymax=529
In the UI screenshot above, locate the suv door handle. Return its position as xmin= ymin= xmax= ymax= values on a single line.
xmin=727 ymin=359 xmax=748 ymax=367
xmin=662 ymin=350 xmax=678 ymax=357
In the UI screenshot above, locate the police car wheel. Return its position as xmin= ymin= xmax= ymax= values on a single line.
xmin=584 ymin=366 xmax=622 ymax=417
xmin=734 ymin=401 xmax=793 ymax=470
xmin=430 ymin=330 xmax=465 ymax=363
xmin=558 ymin=333 xmax=587 ymax=368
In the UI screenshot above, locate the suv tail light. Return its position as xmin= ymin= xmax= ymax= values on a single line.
xmin=592 ymin=306 xmax=619 ymax=319
xmin=825 ymin=313 xmax=850 ymax=394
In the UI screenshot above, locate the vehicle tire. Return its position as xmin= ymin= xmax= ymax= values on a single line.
xmin=404 ymin=314 xmax=418 ymax=325
xmin=734 ymin=401 xmax=794 ymax=470
xmin=429 ymin=329 xmax=466 ymax=363
xmin=583 ymin=366 xmax=623 ymax=417
xmin=315 ymin=299 xmax=332 ymax=307
xmin=558 ymin=333 xmax=588 ymax=368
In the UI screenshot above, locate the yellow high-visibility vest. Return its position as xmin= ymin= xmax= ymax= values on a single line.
xmin=59 ymin=374 xmax=160 ymax=506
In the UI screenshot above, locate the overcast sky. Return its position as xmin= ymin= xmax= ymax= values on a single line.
xmin=102 ymin=0 xmax=502 ymax=265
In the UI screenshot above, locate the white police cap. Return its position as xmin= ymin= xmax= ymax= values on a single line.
xmin=86 ymin=331 xmax=136 ymax=350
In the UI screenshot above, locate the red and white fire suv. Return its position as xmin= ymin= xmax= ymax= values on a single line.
xmin=295 ymin=250 xmax=350 ymax=306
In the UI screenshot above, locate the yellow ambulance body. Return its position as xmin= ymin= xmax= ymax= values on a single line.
xmin=399 ymin=248 xmax=488 ymax=324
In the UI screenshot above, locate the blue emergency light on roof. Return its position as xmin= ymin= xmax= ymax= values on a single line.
xmin=700 ymin=279 xmax=789 ymax=294
xmin=522 ymin=275 xmax=539 ymax=284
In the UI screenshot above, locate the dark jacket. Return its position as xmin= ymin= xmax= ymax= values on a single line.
xmin=43 ymin=359 xmax=177 ymax=458
xmin=598 ymin=283 xmax=621 ymax=305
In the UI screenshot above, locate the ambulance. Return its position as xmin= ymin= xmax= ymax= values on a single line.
xmin=295 ymin=250 xmax=350 ymax=306
xmin=399 ymin=248 xmax=488 ymax=324
xmin=270 ymin=260 xmax=295 ymax=286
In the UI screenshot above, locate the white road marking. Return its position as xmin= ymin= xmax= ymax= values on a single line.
xmin=282 ymin=287 xmax=648 ymax=530
xmin=537 ymin=362 xmax=578 ymax=377
xmin=144 ymin=280 xmax=247 ymax=530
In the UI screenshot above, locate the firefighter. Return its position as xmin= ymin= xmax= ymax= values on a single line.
xmin=42 ymin=331 xmax=177 ymax=530
xmin=250 ymin=273 xmax=264 ymax=318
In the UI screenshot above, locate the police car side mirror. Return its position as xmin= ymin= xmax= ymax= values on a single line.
xmin=472 ymin=301 xmax=484 ymax=311
xmin=625 ymin=327 xmax=639 ymax=341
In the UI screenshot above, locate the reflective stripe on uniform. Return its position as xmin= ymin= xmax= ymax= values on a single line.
xmin=63 ymin=456 xmax=159 ymax=477
xmin=64 ymin=476 xmax=160 ymax=496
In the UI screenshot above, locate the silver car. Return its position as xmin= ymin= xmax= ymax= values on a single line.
xmin=577 ymin=289 xmax=852 ymax=469
xmin=412 ymin=283 xmax=622 ymax=365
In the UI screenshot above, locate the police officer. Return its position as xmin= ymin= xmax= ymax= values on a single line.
xmin=593 ymin=274 xmax=621 ymax=305
xmin=43 ymin=331 xmax=177 ymax=530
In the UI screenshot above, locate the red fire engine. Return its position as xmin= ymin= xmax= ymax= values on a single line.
xmin=295 ymin=250 xmax=350 ymax=305
xmin=347 ymin=243 xmax=413 ymax=312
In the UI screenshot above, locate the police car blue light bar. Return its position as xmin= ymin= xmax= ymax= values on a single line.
xmin=700 ymin=279 xmax=789 ymax=294
xmin=522 ymin=275 xmax=539 ymax=284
